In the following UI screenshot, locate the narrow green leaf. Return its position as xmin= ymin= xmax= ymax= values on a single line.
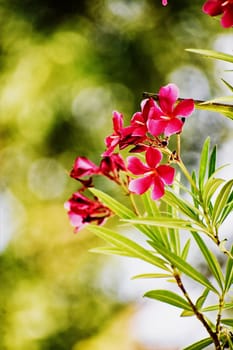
xmin=183 ymin=337 xmax=213 ymax=350
xmin=221 ymin=319 xmax=233 ymax=327
xmin=224 ymin=244 xmax=233 ymax=293
xmin=90 ymin=246 xmax=135 ymax=257
xmin=150 ymin=241 xmax=218 ymax=294
xmin=199 ymin=137 xmax=210 ymax=191
xmin=123 ymin=216 xmax=210 ymax=235
xmin=221 ymin=79 xmax=233 ymax=93
xmin=212 ymin=179 xmax=233 ymax=224
xmin=195 ymin=288 xmax=209 ymax=310
xmin=191 ymin=171 xmax=200 ymax=209
xmin=142 ymin=192 xmax=170 ymax=248
xmin=90 ymin=188 xmax=135 ymax=219
xmin=181 ymin=239 xmax=191 ymax=261
xmin=124 ymin=216 xmax=191 ymax=229
xmin=162 ymin=190 xmax=202 ymax=222
xmin=88 ymin=225 xmax=168 ymax=270
xmin=219 ymin=190 xmax=233 ymax=224
xmin=202 ymin=177 xmax=224 ymax=208
xmin=131 ymin=273 xmax=173 ymax=280
xmin=144 ymin=289 xmax=192 ymax=311
xmin=180 ymin=310 xmax=195 ymax=317
xmin=192 ymin=232 xmax=224 ymax=290
xmin=208 ymin=145 xmax=217 ymax=178
xmin=90 ymin=188 xmax=159 ymax=240
xmin=202 ymin=303 xmax=233 ymax=312
xmin=186 ymin=48 xmax=233 ymax=63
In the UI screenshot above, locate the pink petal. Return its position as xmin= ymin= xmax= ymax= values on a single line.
xmin=159 ymin=83 xmax=179 ymax=114
xmin=164 ymin=118 xmax=183 ymax=136
xmin=151 ymin=176 xmax=165 ymax=200
xmin=202 ymin=0 xmax=223 ymax=15
xmin=112 ymin=111 xmax=123 ymax=132
xmin=162 ymin=0 xmax=168 ymax=6
xmin=157 ymin=165 xmax=175 ymax=185
xmin=173 ymin=99 xmax=195 ymax=117
xmin=145 ymin=147 xmax=162 ymax=168
xmin=147 ymin=119 xmax=166 ymax=136
xmin=127 ymin=156 xmax=149 ymax=175
xmin=221 ymin=6 xmax=233 ymax=28
xmin=141 ymin=98 xmax=156 ymax=118
xmin=148 ymin=105 xmax=163 ymax=120
xmin=129 ymin=175 xmax=153 ymax=195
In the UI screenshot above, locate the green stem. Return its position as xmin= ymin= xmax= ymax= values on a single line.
xmin=177 ymin=157 xmax=199 ymax=192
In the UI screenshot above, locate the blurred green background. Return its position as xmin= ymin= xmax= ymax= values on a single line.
xmin=0 ymin=1 xmax=232 ymax=349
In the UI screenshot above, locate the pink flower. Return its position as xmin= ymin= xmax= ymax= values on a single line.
xmin=100 ymin=153 xmax=126 ymax=182
xmin=65 ymin=192 xmax=112 ymax=232
xmin=127 ymin=147 xmax=175 ymax=200
xmin=70 ymin=156 xmax=100 ymax=180
xmin=147 ymin=83 xmax=194 ymax=137
xmin=103 ymin=111 xmax=144 ymax=156
xmin=202 ymin=0 xmax=233 ymax=28
xmin=162 ymin=0 xmax=168 ymax=5
xmin=130 ymin=98 xmax=156 ymax=137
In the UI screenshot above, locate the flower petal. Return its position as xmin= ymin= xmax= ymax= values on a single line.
xmin=127 ymin=156 xmax=149 ymax=175
xmin=221 ymin=5 xmax=233 ymax=28
xmin=151 ymin=176 xmax=165 ymax=200
xmin=145 ymin=147 xmax=162 ymax=168
xmin=112 ymin=111 xmax=123 ymax=132
xmin=157 ymin=165 xmax=175 ymax=185
xmin=147 ymin=118 xmax=166 ymax=136
xmin=164 ymin=118 xmax=183 ymax=136
xmin=159 ymin=83 xmax=179 ymax=114
xmin=173 ymin=99 xmax=195 ymax=117
xmin=129 ymin=175 xmax=153 ymax=195
xmin=202 ymin=0 xmax=222 ymax=15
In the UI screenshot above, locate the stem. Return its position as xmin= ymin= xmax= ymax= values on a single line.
xmin=177 ymin=157 xmax=199 ymax=192
xmin=129 ymin=192 xmax=141 ymax=216
xmin=216 ymin=295 xmax=224 ymax=336
xmin=173 ymin=270 xmax=222 ymax=350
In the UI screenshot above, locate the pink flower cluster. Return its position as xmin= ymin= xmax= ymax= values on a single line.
xmin=202 ymin=0 xmax=233 ymax=27
xmin=65 ymin=84 xmax=194 ymax=232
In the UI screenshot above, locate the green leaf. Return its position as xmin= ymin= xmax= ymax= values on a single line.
xmin=90 ymin=188 xmax=158 ymax=240
xmin=131 ymin=273 xmax=173 ymax=280
xmin=90 ymin=246 xmax=135 ymax=257
xmin=224 ymin=244 xmax=233 ymax=293
xmin=221 ymin=79 xmax=233 ymax=93
xmin=123 ymin=216 xmax=210 ymax=235
xmin=90 ymin=188 xmax=135 ymax=219
xmin=144 ymin=289 xmax=193 ymax=311
xmin=202 ymin=303 xmax=233 ymax=312
xmin=162 ymin=190 xmax=202 ymax=222
xmin=199 ymin=137 xmax=210 ymax=191
xmin=191 ymin=171 xmax=200 ymax=209
xmin=142 ymin=191 xmax=170 ymax=247
xmin=88 ymin=225 xmax=168 ymax=270
xmin=221 ymin=319 xmax=233 ymax=327
xmin=183 ymin=337 xmax=213 ymax=350
xmin=208 ymin=145 xmax=217 ymax=178
xmin=186 ymin=48 xmax=233 ymax=63
xmin=195 ymin=288 xmax=209 ymax=310
xmin=212 ymin=179 xmax=233 ymax=225
xmin=149 ymin=241 xmax=218 ymax=294
xmin=192 ymin=232 xmax=224 ymax=290
xmin=219 ymin=190 xmax=233 ymax=224
xmin=181 ymin=239 xmax=191 ymax=261
xmin=202 ymin=177 xmax=224 ymax=208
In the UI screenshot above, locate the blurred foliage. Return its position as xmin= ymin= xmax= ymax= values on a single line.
xmin=0 ymin=0 xmax=232 ymax=349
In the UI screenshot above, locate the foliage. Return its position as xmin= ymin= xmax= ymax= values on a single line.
xmin=65 ymin=3 xmax=233 ymax=350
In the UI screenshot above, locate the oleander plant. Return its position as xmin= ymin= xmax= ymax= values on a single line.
xmin=65 ymin=2 xmax=233 ymax=349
